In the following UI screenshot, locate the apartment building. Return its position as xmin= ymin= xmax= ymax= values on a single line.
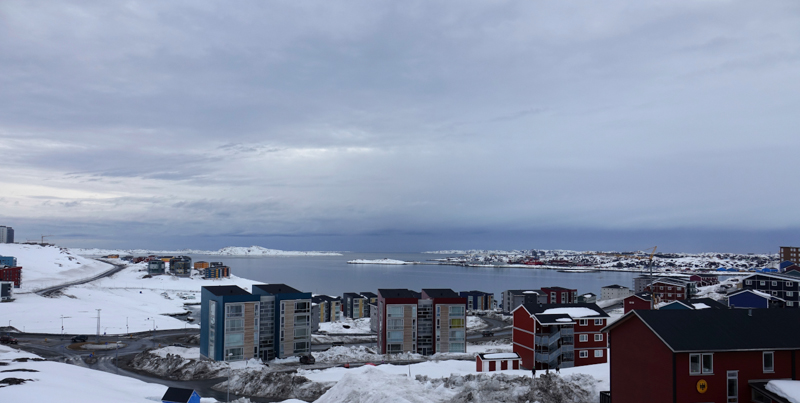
xmin=199 ymin=285 xmax=260 ymax=362
xmin=376 ymin=288 xmax=467 ymax=355
xmin=780 ymin=246 xmax=800 ymax=265
xmin=459 ymin=290 xmax=494 ymax=311
xmin=312 ymin=295 xmax=342 ymax=322
xmin=342 ymin=292 xmax=369 ymax=319
xmin=740 ymin=273 xmax=800 ymax=308
xmin=0 ymin=226 xmax=14 ymax=244
xmin=252 ymin=283 xmax=312 ymax=360
xmin=600 ymin=285 xmax=634 ymax=300
xmin=502 ymin=289 xmax=547 ymax=313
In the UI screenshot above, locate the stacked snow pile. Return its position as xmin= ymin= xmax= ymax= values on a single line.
xmin=347 ymin=258 xmax=414 ymax=265
xmin=767 ymin=380 xmax=800 ymax=403
xmin=220 ymin=368 xmax=331 ymax=401
xmin=0 ymin=244 xmax=113 ymax=292
xmin=129 ymin=349 xmax=226 ymax=380
xmin=467 ymin=316 xmax=488 ymax=331
xmin=315 ymin=366 xmax=454 ymax=403
xmin=312 ymin=345 xmax=423 ymax=363
xmin=318 ymin=317 xmax=373 ymax=334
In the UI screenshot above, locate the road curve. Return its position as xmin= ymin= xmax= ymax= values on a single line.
xmin=35 ymin=259 xmax=128 ymax=297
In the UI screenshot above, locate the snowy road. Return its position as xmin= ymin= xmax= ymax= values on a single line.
xmin=34 ymin=259 xmax=128 ymax=297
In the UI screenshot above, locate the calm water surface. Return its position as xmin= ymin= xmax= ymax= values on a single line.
xmin=186 ymin=252 xmax=642 ymax=299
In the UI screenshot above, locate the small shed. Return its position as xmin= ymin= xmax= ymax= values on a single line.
xmin=476 ymin=352 xmax=521 ymax=372
xmin=161 ymin=387 xmax=201 ymax=403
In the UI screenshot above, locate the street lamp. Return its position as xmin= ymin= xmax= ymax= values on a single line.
xmin=60 ymin=315 xmax=71 ymax=336
xmin=95 ymin=309 xmax=102 ymax=342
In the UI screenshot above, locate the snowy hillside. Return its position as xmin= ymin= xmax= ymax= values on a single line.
xmin=70 ymin=245 xmax=342 ymax=256
xmin=0 ymin=244 xmax=115 ymax=293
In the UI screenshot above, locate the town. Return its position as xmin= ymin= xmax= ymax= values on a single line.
xmin=3 ymin=229 xmax=800 ymax=402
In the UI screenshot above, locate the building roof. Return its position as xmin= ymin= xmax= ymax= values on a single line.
xmin=342 ymin=292 xmax=364 ymax=298
xmin=627 ymin=292 xmax=653 ymax=302
xmin=518 ymin=303 xmax=609 ymax=325
xmin=461 ymin=290 xmax=492 ymax=295
xmin=605 ymin=309 xmax=800 ymax=352
xmin=540 ymin=286 xmax=576 ymax=291
xmin=252 ymin=283 xmax=302 ymax=295
xmin=602 ymin=284 xmax=627 ymax=289
xmin=478 ymin=352 xmax=520 ymax=360
xmin=360 ymin=292 xmax=377 ymax=298
xmin=203 ymin=285 xmax=250 ymax=296
xmin=161 ymin=387 xmax=196 ymax=403
xmin=378 ymin=289 xmax=419 ymax=299
xmin=727 ymin=288 xmax=784 ymax=302
xmin=422 ymin=288 xmax=460 ymax=298
xmin=682 ymin=298 xmax=728 ymax=310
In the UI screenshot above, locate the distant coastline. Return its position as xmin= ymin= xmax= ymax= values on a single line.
xmin=70 ymin=245 xmax=343 ymax=257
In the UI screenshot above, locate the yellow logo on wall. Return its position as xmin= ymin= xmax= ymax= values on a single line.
xmin=697 ymin=379 xmax=708 ymax=393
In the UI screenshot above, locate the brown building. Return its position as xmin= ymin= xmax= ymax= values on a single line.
xmin=780 ymin=246 xmax=800 ymax=265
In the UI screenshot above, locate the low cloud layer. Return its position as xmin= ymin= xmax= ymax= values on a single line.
xmin=1 ymin=1 xmax=799 ymax=252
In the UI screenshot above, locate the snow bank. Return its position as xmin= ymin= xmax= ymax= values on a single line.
xmin=767 ymin=380 xmax=800 ymax=403
xmin=0 ymin=344 xmax=169 ymax=403
xmin=347 ymin=259 xmax=415 ymax=265
xmin=150 ymin=346 xmax=201 ymax=359
xmin=314 ymin=366 xmax=454 ymax=403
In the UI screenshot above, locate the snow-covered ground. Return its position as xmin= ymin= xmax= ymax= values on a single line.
xmin=0 ymin=245 xmax=265 ymax=334
xmin=317 ymin=317 xmax=372 ymax=333
xmin=70 ymin=245 xmax=341 ymax=256
xmin=346 ymin=258 xmax=416 ymax=264
xmin=0 ymin=244 xmax=117 ymax=293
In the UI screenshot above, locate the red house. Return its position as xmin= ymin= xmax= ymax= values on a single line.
xmin=512 ymin=303 xmax=609 ymax=370
xmin=622 ymin=292 xmax=653 ymax=313
xmin=644 ymin=278 xmax=695 ymax=303
xmin=476 ymin=352 xmax=521 ymax=372
xmin=0 ymin=266 xmax=21 ymax=288
xmin=539 ymin=287 xmax=578 ymax=304
xmin=689 ymin=273 xmax=719 ymax=287
xmin=603 ymin=309 xmax=800 ymax=403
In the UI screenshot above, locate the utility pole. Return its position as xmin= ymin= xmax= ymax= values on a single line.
xmin=60 ymin=315 xmax=71 ymax=336
xmin=95 ymin=309 xmax=101 ymax=342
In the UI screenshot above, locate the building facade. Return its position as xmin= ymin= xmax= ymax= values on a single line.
xmin=540 ymin=287 xmax=578 ymax=304
xmin=741 ymin=273 xmax=800 ymax=307
xmin=603 ymin=309 xmax=800 ymax=403
xmin=623 ymin=292 xmax=653 ymax=313
xmin=502 ymin=289 xmax=547 ymax=313
xmin=342 ymin=292 xmax=369 ymax=319
xmin=199 ymin=285 xmax=260 ymax=362
xmin=169 ymin=257 xmax=192 ymax=277
xmin=1 ymin=281 xmax=12 ymax=301
xmin=376 ymin=288 xmax=467 ymax=355
xmin=512 ymin=303 xmax=609 ymax=370
xmin=0 ymin=266 xmax=22 ymax=288
xmin=252 ymin=283 xmax=312 ymax=360
xmin=780 ymin=246 xmax=800 ymax=265
xmin=0 ymin=226 xmax=14 ymax=244
xmin=600 ymin=285 xmax=634 ymax=300
xmin=460 ymin=290 xmax=494 ymax=311
xmin=147 ymin=260 xmax=166 ymax=275
xmin=644 ymin=278 xmax=696 ymax=303
xmin=312 ymin=295 xmax=342 ymax=323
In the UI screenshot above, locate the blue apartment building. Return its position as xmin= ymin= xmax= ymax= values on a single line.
xmin=252 ymin=283 xmax=312 ymax=360
xmin=200 ymin=285 xmax=261 ymax=362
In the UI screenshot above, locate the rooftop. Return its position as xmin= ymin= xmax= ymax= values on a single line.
xmin=378 ymin=289 xmax=419 ymax=299
xmin=252 ymin=283 xmax=303 ymax=295
xmin=203 ymin=285 xmax=250 ymax=296
xmin=422 ymin=288 xmax=460 ymax=298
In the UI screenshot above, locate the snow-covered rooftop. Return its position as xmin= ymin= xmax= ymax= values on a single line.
xmin=541 ymin=307 xmax=601 ymax=318
xmin=482 ymin=353 xmax=519 ymax=360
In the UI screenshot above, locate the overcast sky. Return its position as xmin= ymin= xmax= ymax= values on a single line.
xmin=1 ymin=1 xmax=799 ymax=253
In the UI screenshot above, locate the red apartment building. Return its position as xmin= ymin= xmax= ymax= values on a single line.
xmin=603 ymin=309 xmax=800 ymax=403
xmin=512 ymin=303 xmax=609 ymax=370
xmin=540 ymin=287 xmax=578 ymax=304
xmin=376 ymin=288 xmax=467 ymax=355
xmin=644 ymin=278 xmax=695 ymax=303
xmin=0 ymin=266 xmax=21 ymax=288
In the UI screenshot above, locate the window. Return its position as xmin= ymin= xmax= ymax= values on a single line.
xmin=788 ymin=292 xmax=794 ymax=297
xmin=772 ymin=281 xmax=778 ymax=287
xmin=388 ymin=318 xmax=403 ymax=330
xmin=668 ymin=286 xmax=673 ymax=291
xmin=225 ymin=347 xmax=243 ymax=361
xmin=449 ymin=330 xmax=465 ymax=340
xmin=387 ymin=343 xmax=403 ymax=354
xmin=226 ymin=318 xmax=244 ymax=332
xmin=387 ymin=331 xmax=404 ymax=342
xmin=772 ymin=291 xmax=778 ymax=297
xmin=579 ymin=319 xmax=588 ymax=326
xmin=789 ymin=301 xmax=795 ymax=306
xmin=449 ymin=342 xmax=465 ymax=352
xmin=449 ymin=306 xmax=465 ymax=316
xmin=225 ymin=333 xmax=243 ymax=346
xmin=690 ymin=353 xmax=713 ymax=375
xmin=746 ymin=280 xmax=752 ymax=285
xmin=295 ymin=301 xmax=310 ymax=313
xmin=787 ymin=282 xmax=794 ymax=287
xmin=388 ymin=306 xmax=404 ymax=317
xmin=594 ymin=319 xmax=603 ymax=326
xmin=677 ymin=287 xmax=683 ymax=291
xmin=579 ymin=350 xmax=588 ymax=358
xmin=450 ymin=318 xmax=465 ymax=328
xmin=764 ymin=352 xmax=774 ymax=373
xmin=760 ymin=281 xmax=766 ymax=286
xmin=727 ymin=371 xmax=738 ymax=401
xmin=579 ymin=334 xmax=588 ymax=342
xmin=294 ymin=314 xmax=310 ymax=326
xmin=226 ymin=304 xmax=243 ymax=317
xmin=595 ymin=334 xmax=603 ymax=342
xmin=594 ymin=349 xmax=603 ymax=357
xmin=294 ymin=341 xmax=309 ymax=353
xmin=294 ymin=327 xmax=308 ymax=338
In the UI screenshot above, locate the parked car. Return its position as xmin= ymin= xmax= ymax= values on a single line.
xmin=299 ymin=354 xmax=316 ymax=365
xmin=481 ymin=330 xmax=494 ymax=337
xmin=71 ymin=335 xmax=88 ymax=343
xmin=171 ymin=343 xmax=186 ymax=348
xmin=0 ymin=335 xmax=18 ymax=344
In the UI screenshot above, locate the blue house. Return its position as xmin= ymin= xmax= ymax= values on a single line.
xmin=0 ymin=256 xmax=17 ymax=267
xmin=727 ymin=289 xmax=785 ymax=309
xmin=200 ymin=285 xmax=261 ymax=362
xmin=161 ymin=387 xmax=201 ymax=403
xmin=658 ymin=298 xmax=728 ymax=310
xmin=740 ymin=273 xmax=799 ymax=308
xmin=459 ymin=290 xmax=494 ymax=311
